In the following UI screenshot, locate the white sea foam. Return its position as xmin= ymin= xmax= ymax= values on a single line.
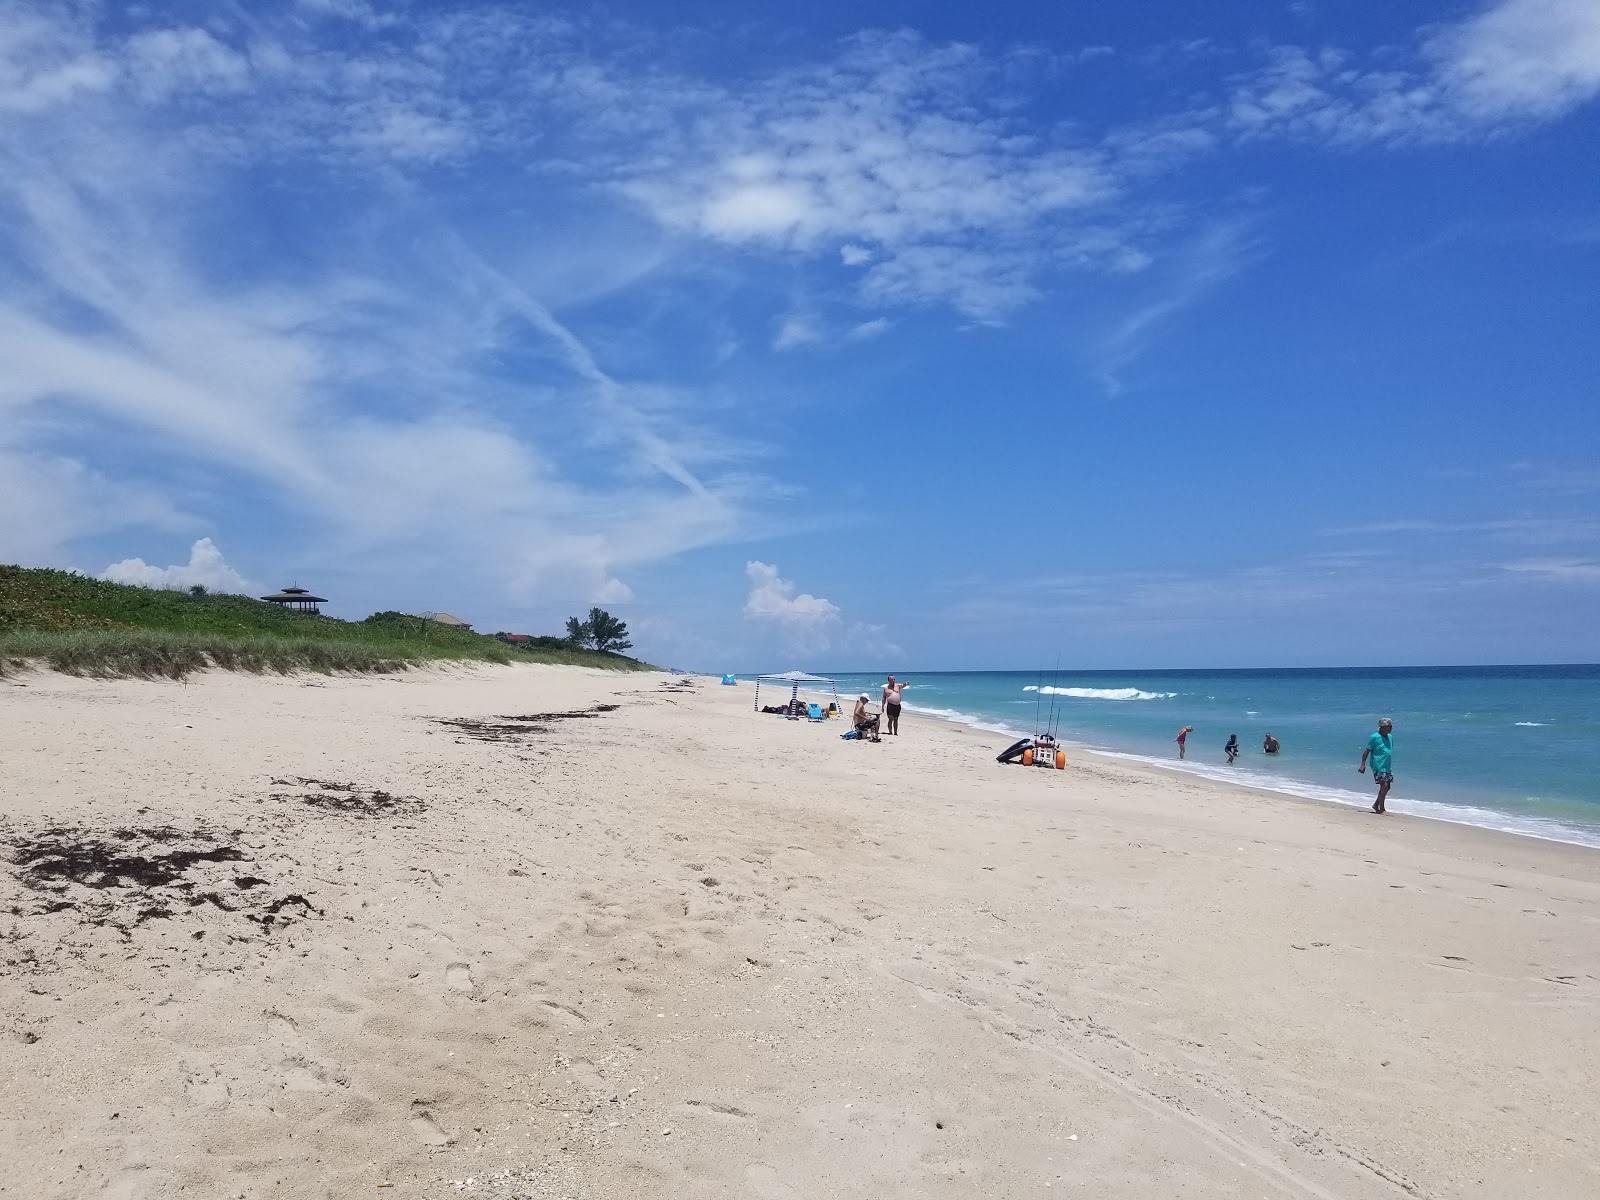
xmin=1080 ymin=748 xmax=1600 ymax=849
xmin=1022 ymin=685 xmax=1176 ymax=701
xmin=1515 ymin=721 xmax=1547 ymax=727
xmin=906 ymin=703 xmax=1028 ymax=739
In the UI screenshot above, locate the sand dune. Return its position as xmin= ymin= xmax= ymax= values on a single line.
xmin=2 ymin=665 xmax=1597 ymax=1198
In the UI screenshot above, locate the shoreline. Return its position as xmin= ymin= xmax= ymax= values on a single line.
xmin=901 ymin=698 xmax=1600 ymax=854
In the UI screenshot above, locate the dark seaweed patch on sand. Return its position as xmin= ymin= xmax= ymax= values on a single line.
xmin=436 ymin=718 xmax=548 ymax=742
xmin=1 ymin=825 xmax=319 ymax=942
xmin=436 ymin=702 xmax=619 ymax=742
xmin=268 ymin=777 xmax=424 ymax=817
xmin=497 ymin=703 xmax=620 ymax=721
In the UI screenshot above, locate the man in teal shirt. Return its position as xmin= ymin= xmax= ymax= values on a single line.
xmin=1359 ymin=718 xmax=1394 ymax=814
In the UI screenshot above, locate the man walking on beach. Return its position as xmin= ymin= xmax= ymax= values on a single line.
xmin=1359 ymin=718 xmax=1395 ymax=814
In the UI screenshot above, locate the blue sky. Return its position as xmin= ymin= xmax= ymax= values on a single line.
xmin=2 ymin=0 xmax=1597 ymax=669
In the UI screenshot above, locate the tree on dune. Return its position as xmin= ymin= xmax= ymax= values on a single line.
xmin=565 ymin=615 xmax=589 ymax=647
xmin=586 ymin=607 xmax=631 ymax=654
xmin=563 ymin=608 xmax=631 ymax=653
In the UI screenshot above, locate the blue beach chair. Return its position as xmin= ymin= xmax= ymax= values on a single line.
xmin=806 ymin=703 xmax=825 ymax=722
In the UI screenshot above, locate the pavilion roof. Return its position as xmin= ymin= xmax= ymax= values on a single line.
xmin=261 ymin=587 xmax=327 ymax=603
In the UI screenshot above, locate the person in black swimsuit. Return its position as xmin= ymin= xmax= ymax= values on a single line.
xmin=1224 ymin=734 xmax=1240 ymax=764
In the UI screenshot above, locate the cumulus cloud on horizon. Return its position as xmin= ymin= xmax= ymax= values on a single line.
xmin=101 ymin=538 xmax=257 ymax=594
xmin=744 ymin=560 xmax=841 ymax=650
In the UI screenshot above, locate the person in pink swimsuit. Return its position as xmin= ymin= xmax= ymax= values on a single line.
xmin=1176 ymin=726 xmax=1192 ymax=759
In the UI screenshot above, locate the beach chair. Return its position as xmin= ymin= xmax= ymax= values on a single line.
xmin=806 ymin=703 xmax=825 ymax=722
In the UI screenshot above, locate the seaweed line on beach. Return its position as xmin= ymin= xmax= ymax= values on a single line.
xmin=267 ymin=777 xmax=426 ymax=818
xmin=435 ymin=702 xmax=621 ymax=743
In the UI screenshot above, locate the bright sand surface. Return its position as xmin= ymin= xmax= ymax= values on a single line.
xmin=2 ymin=665 xmax=1597 ymax=1200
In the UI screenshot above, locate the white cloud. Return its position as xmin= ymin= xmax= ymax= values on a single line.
xmin=1429 ymin=0 xmax=1600 ymax=121
xmin=773 ymin=314 xmax=821 ymax=351
xmin=594 ymin=577 xmax=634 ymax=604
xmin=848 ymin=318 xmax=891 ymax=340
xmin=1498 ymin=558 xmax=1600 ymax=584
xmin=744 ymin=560 xmax=841 ymax=649
xmin=102 ymin=538 xmax=257 ymax=594
xmin=123 ymin=28 xmax=250 ymax=101
xmin=0 ymin=448 xmax=185 ymax=566
xmin=617 ymin=32 xmax=1120 ymax=319
xmin=1225 ymin=0 xmax=1600 ymax=144
xmin=0 ymin=7 xmax=114 ymax=114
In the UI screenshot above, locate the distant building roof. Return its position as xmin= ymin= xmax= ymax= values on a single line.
xmin=503 ymin=633 xmax=531 ymax=642
xmin=430 ymin=612 xmax=471 ymax=628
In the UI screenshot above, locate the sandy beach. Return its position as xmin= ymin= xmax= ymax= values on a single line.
xmin=2 ymin=664 xmax=1597 ymax=1200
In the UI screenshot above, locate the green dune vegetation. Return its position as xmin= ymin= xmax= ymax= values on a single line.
xmin=0 ymin=566 xmax=651 ymax=680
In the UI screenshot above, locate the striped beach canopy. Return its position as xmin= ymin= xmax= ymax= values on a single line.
xmin=753 ymin=671 xmax=841 ymax=713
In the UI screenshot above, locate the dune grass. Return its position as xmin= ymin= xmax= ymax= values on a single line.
xmin=0 ymin=566 xmax=652 ymax=679
xmin=0 ymin=628 xmax=433 ymax=679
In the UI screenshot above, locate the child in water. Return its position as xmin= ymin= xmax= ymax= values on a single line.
xmin=1224 ymin=734 xmax=1240 ymax=764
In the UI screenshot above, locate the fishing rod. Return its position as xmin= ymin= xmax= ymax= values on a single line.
xmin=1045 ymin=653 xmax=1061 ymax=740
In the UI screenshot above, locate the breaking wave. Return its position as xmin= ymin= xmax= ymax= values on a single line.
xmin=1022 ymin=685 xmax=1176 ymax=701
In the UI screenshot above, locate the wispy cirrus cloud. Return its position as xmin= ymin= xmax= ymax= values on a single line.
xmin=0 ymin=2 xmax=748 ymax=615
xmin=1497 ymin=560 xmax=1600 ymax=588
xmin=1498 ymin=558 xmax=1600 ymax=584
xmin=1320 ymin=515 xmax=1600 ymax=545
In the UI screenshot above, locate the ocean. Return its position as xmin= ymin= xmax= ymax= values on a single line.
xmin=768 ymin=667 xmax=1600 ymax=849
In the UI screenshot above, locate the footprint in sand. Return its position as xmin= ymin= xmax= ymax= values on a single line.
xmin=745 ymin=1164 xmax=795 ymax=1198
xmin=409 ymin=1102 xmax=452 ymax=1146
xmin=183 ymin=1068 xmax=229 ymax=1108
xmin=444 ymin=963 xmax=474 ymax=992
xmin=282 ymin=1055 xmax=342 ymax=1091
xmin=101 ymin=1166 xmax=153 ymax=1200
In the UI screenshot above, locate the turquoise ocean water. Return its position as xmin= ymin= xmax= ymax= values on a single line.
xmin=759 ymin=667 xmax=1600 ymax=849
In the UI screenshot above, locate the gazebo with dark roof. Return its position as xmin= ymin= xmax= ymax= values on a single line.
xmin=260 ymin=585 xmax=326 ymax=614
